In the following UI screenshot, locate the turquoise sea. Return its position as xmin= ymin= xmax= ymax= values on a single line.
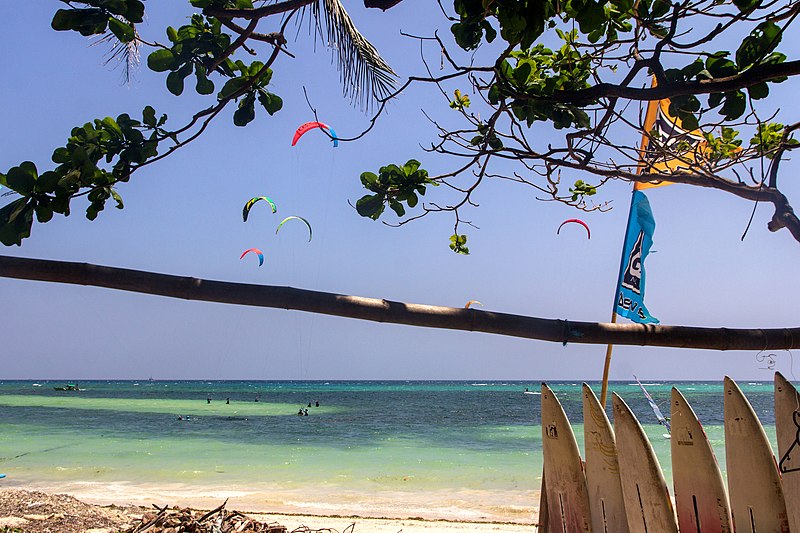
xmin=0 ymin=380 xmax=780 ymax=522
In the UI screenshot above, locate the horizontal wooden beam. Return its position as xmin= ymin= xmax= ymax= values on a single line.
xmin=1 ymin=255 xmax=797 ymax=351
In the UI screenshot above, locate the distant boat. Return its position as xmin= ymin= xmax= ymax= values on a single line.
xmin=634 ymin=375 xmax=671 ymax=438
xmin=53 ymin=384 xmax=80 ymax=391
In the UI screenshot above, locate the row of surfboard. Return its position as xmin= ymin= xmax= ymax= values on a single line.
xmin=538 ymin=373 xmax=799 ymax=532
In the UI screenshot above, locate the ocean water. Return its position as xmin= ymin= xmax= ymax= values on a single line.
xmin=0 ymin=380 xmax=781 ymax=522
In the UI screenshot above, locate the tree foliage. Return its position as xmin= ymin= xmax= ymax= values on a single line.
xmin=2 ymin=0 xmax=800 ymax=250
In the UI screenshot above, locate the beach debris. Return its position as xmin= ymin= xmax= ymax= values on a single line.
xmin=291 ymin=121 xmax=338 ymax=147
xmin=0 ymin=488 xmax=138 ymax=532
xmin=243 ymin=197 xmax=278 ymax=222
xmin=290 ymin=524 xmax=355 ymax=533
xmin=126 ymin=500 xmax=288 ymax=533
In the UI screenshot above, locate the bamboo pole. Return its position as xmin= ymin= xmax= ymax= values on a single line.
xmin=1 ymin=254 xmax=798 ymax=351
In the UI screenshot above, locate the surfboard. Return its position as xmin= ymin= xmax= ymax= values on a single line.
xmin=612 ymin=393 xmax=678 ymax=533
xmin=582 ymin=383 xmax=629 ymax=533
xmin=540 ymin=383 xmax=592 ymax=533
xmin=774 ymin=371 xmax=800 ymax=532
xmin=670 ymin=387 xmax=732 ymax=533
xmin=723 ymin=376 xmax=789 ymax=532
xmin=537 ymin=469 xmax=549 ymax=533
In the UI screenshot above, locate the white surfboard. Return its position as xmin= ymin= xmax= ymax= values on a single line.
xmin=774 ymin=371 xmax=800 ymax=532
xmin=582 ymin=383 xmax=629 ymax=533
xmin=670 ymin=387 xmax=732 ymax=533
xmin=540 ymin=383 xmax=592 ymax=533
xmin=537 ymin=469 xmax=549 ymax=533
xmin=612 ymin=393 xmax=678 ymax=533
xmin=723 ymin=376 xmax=789 ymax=532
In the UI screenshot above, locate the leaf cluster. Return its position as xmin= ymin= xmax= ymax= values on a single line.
xmin=0 ymin=107 xmax=166 ymax=245
xmin=449 ymin=234 xmax=469 ymax=255
xmin=490 ymin=37 xmax=593 ymax=129
xmin=51 ymin=0 xmax=143 ymax=41
xmin=356 ymin=160 xmax=437 ymax=220
xmin=147 ymin=14 xmax=282 ymax=125
xmin=568 ymin=180 xmax=597 ymax=201
xmin=750 ymin=122 xmax=799 ymax=159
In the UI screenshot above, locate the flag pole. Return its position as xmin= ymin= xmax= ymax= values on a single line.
xmin=600 ymin=188 xmax=637 ymax=408
xmin=599 ymin=88 xmax=660 ymax=407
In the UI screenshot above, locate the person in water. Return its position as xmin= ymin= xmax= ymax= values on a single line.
xmin=207 ymin=396 xmax=211 ymax=404
xmin=297 ymin=408 xmax=304 ymax=416
xmin=226 ymin=398 xmax=230 ymax=405
xmin=315 ymin=400 xmax=319 ymax=407
xmin=304 ymin=408 xmax=309 ymax=416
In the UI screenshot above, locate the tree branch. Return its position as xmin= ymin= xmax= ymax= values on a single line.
xmin=523 ymin=60 xmax=800 ymax=104
xmin=204 ymin=0 xmax=316 ymax=20
xmin=1 ymin=255 xmax=797 ymax=351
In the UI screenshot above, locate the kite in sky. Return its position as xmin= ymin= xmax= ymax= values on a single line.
xmin=276 ymin=216 xmax=312 ymax=242
xmin=243 ymin=196 xmax=277 ymax=222
xmin=240 ymin=248 xmax=264 ymax=266
xmin=557 ymin=218 xmax=591 ymax=239
xmin=291 ymin=121 xmax=339 ymax=148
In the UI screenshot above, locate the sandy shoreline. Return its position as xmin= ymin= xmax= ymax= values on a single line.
xmin=0 ymin=487 xmax=539 ymax=532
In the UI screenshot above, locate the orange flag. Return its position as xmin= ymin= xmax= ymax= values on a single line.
xmin=635 ymin=84 xmax=707 ymax=190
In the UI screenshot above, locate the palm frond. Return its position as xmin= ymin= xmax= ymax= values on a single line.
xmin=90 ymin=17 xmax=141 ymax=85
xmin=309 ymin=0 xmax=397 ymax=108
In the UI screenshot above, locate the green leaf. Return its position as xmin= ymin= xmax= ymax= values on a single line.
xmin=356 ymin=194 xmax=385 ymax=220
xmin=736 ymin=22 xmax=782 ymax=69
xmin=6 ymin=162 xmax=38 ymax=195
xmin=124 ymin=1 xmax=145 ymax=23
xmin=233 ymin=94 xmax=256 ymax=126
xmin=449 ymin=234 xmax=470 ymax=255
xmin=101 ymin=116 xmax=124 ymax=139
xmin=34 ymin=202 xmax=54 ymax=223
xmin=142 ymin=106 xmax=157 ymax=127
xmin=748 ymin=82 xmax=769 ymax=100
xmin=166 ymin=71 xmax=185 ymax=96
xmin=360 ymin=171 xmax=379 ymax=189
xmin=0 ymin=198 xmax=34 ymax=246
xmin=218 ymin=78 xmax=248 ymax=100
xmin=576 ymin=0 xmax=606 ymax=34
xmin=732 ymin=0 xmax=761 ymax=12
xmin=108 ymin=17 xmax=135 ymax=43
xmin=257 ymin=91 xmax=283 ymax=115
xmin=194 ymin=65 xmax=215 ymax=95
xmin=51 ymin=9 xmax=77 ymax=31
xmin=51 ymin=8 xmax=108 ymax=36
xmin=36 ymin=171 xmax=61 ymax=194
xmin=110 ymin=189 xmax=124 ymax=209
xmin=720 ymin=90 xmax=746 ymax=120
xmin=147 ymin=49 xmax=176 ymax=72
xmin=389 ymin=200 xmax=406 ymax=217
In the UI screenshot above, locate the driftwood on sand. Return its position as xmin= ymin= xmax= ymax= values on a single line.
xmin=0 ymin=489 xmax=368 ymax=533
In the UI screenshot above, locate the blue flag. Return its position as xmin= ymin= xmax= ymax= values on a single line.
xmin=615 ymin=190 xmax=659 ymax=324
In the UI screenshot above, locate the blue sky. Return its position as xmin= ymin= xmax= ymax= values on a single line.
xmin=1 ymin=2 xmax=799 ymax=381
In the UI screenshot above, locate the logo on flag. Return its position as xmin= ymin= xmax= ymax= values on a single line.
xmin=615 ymin=191 xmax=659 ymax=324
xmin=636 ymin=89 xmax=707 ymax=189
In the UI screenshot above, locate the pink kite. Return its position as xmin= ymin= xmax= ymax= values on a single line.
xmin=291 ymin=121 xmax=339 ymax=147
xmin=240 ymin=248 xmax=264 ymax=267
xmin=557 ymin=219 xmax=591 ymax=239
